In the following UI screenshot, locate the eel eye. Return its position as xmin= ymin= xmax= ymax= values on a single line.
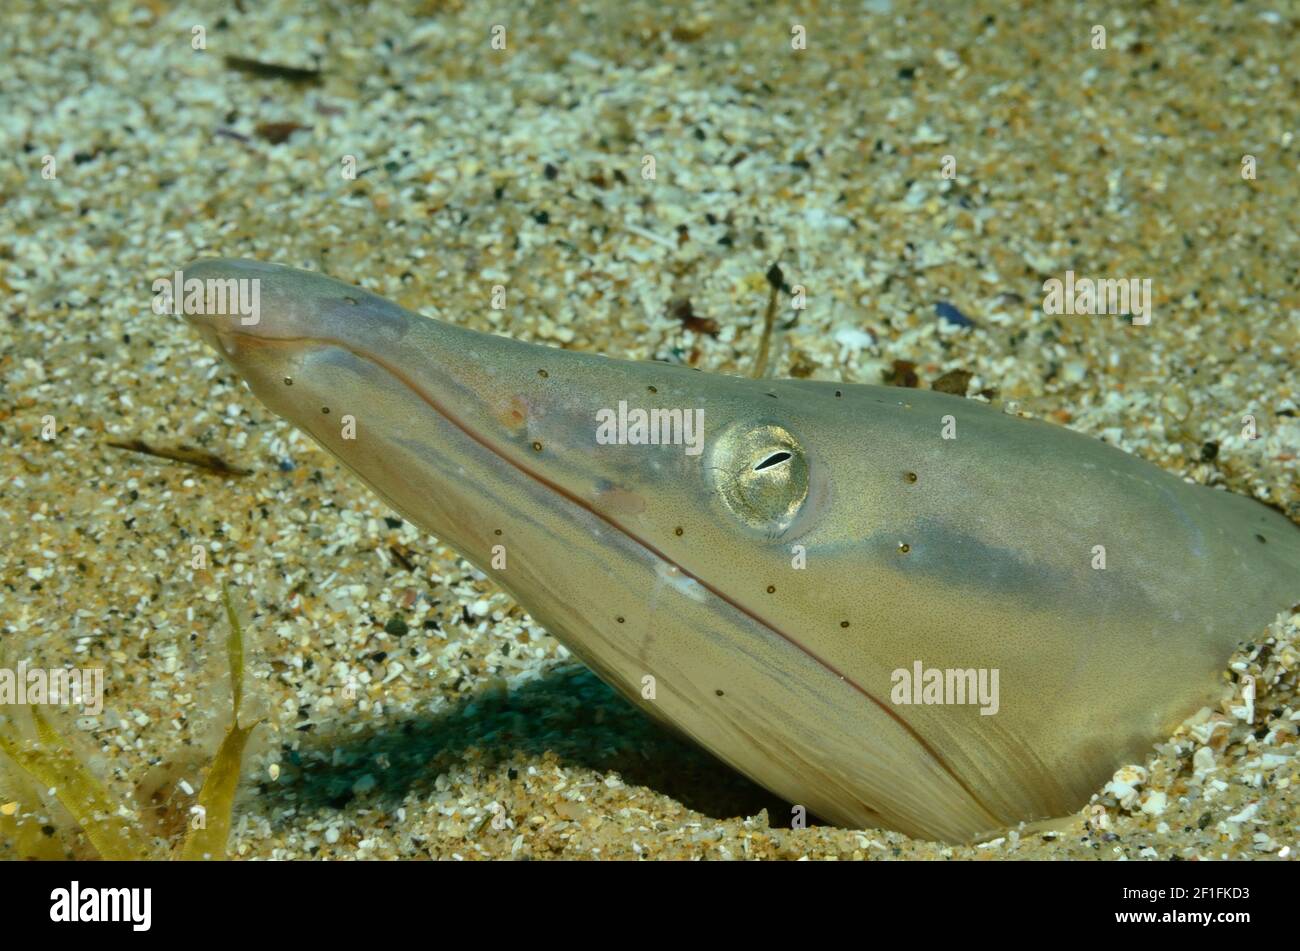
xmin=710 ymin=423 xmax=809 ymax=534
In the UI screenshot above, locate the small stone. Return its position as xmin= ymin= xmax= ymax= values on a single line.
xmin=1139 ymin=791 xmax=1168 ymax=816
xmin=934 ymin=301 xmax=974 ymax=327
xmin=931 ymin=369 xmax=973 ymax=396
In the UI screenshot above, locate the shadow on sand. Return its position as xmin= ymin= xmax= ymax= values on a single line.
xmin=252 ymin=664 xmax=796 ymax=829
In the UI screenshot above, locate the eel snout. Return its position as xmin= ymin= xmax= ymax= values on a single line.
xmin=180 ymin=257 xmax=413 ymax=364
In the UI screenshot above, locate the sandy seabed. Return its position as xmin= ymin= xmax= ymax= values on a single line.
xmin=0 ymin=0 xmax=1297 ymax=859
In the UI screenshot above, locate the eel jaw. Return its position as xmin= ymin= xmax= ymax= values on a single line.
xmin=176 ymin=257 xmax=1010 ymax=843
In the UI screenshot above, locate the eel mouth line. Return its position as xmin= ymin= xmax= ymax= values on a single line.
xmin=216 ymin=327 xmax=1003 ymax=832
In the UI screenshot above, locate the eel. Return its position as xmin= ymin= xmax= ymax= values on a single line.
xmin=180 ymin=257 xmax=1300 ymax=843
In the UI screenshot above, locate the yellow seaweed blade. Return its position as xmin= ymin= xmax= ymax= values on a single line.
xmin=0 ymin=713 xmax=152 ymax=861
xmin=0 ymin=767 xmax=65 ymax=860
xmin=221 ymin=581 xmax=245 ymax=717
xmin=180 ymin=582 xmax=260 ymax=861
xmin=179 ymin=719 xmax=261 ymax=860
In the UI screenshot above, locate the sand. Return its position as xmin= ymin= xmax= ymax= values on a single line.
xmin=0 ymin=0 xmax=1297 ymax=859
